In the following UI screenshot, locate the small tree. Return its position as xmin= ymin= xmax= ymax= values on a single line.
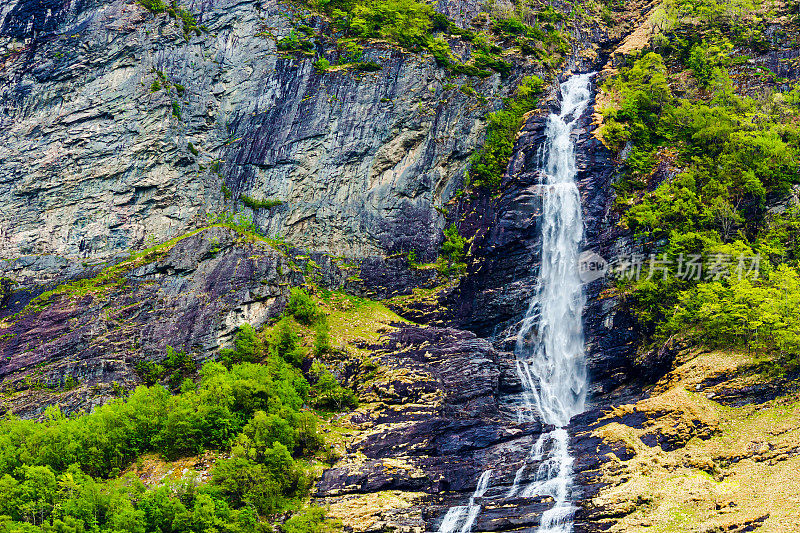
xmin=313 ymin=319 xmax=332 ymax=357
xmin=286 ymin=287 xmax=321 ymax=325
xmin=276 ymin=319 xmax=305 ymax=367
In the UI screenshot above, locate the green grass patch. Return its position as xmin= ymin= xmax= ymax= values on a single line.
xmin=240 ymin=194 xmax=284 ymax=210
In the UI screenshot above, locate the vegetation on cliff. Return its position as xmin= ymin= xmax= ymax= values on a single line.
xmin=0 ymin=354 xmax=337 ymax=532
xmin=599 ymin=0 xmax=800 ymax=368
xmin=467 ymin=75 xmax=545 ymax=190
xmin=0 ymin=249 xmax=368 ymax=532
xmin=290 ymin=0 xmax=568 ymax=76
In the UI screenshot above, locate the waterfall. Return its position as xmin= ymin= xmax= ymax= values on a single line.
xmin=437 ymin=470 xmax=493 ymax=533
xmin=514 ymin=72 xmax=593 ymax=532
xmin=436 ymin=73 xmax=592 ymax=533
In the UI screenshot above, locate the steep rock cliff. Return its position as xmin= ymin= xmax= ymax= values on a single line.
xmin=0 ymin=0 xmax=547 ymax=266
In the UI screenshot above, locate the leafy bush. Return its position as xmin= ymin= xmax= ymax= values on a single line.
xmin=135 ymin=360 xmax=165 ymax=385
xmin=438 ymin=223 xmax=467 ymax=275
xmin=310 ymin=362 xmax=358 ymax=410
xmin=338 ymin=39 xmax=364 ymax=62
xmin=221 ymin=183 xmax=232 ymax=200
xmin=473 ymin=52 xmax=513 ymax=76
xmin=240 ymin=194 xmax=284 ymax=210
xmin=276 ymin=318 xmax=306 ymax=366
xmin=278 ymin=30 xmax=316 ymax=53
xmin=283 ymin=506 xmax=343 ymax=533
xmin=468 ymin=75 xmax=544 ymax=189
xmin=313 ymin=319 xmax=332 ymax=356
xmin=221 ymin=324 xmax=263 ymax=366
xmin=348 ymin=0 xmax=434 ymax=50
xmin=354 ymin=60 xmax=382 ymax=71
xmin=62 ymin=375 xmax=78 ymax=390
xmin=139 ymin=0 xmax=166 ymax=12
xmin=170 ymin=3 xmax=200 ymax=37
xmin=314 ymin=58 xmax=331 ymax=72
xmin=286 ymin=287 xmax=322 ymax=325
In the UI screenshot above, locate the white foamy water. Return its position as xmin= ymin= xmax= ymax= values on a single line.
xmin=437 ymin=470 xmax=493 ymax=533
xmin=513 ymin=73 xmax=593 ymax=533
xmin=436 ymin=73 xmax=593 ymax=533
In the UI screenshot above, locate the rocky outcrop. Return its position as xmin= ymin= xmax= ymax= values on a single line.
xmin=316 ymin=325 xmax=553 ymax=533
xmin=0 ymin=226 xmax=302 ymax=417
xmin=0 ymin=0 xmax=544 ymax=265
xmin=572 ymin=348 xmax=800 ymax=532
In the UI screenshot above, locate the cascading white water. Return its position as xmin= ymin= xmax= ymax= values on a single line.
xmin=513 ymin=72 xmax=593 ymax=533
xmin=436 ymin=73 xmax=592 ymax=533
xmin=437 ymin=470 xmax=493 ymax=533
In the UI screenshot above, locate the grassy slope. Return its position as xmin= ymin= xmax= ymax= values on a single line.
xmin=592 ymin=349 xmax=800 ymax=532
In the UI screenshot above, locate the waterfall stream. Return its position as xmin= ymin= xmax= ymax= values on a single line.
xmin=513 ymin=72 xmax=592 ymax=533
xmin=437 ymin=73 xmax=593 ymax=533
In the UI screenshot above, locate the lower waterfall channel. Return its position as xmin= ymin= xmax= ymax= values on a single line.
xmin=437 ymin=73 xmax=594 ymax=533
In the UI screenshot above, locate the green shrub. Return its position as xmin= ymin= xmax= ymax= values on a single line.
xmin=492 ymin=16 xmax=530 ymax=36
xmin=354 ymin=61 xmax=382 ymax=71
xmin=473 ymin=51 xmax=513 ymax=76
xmin=173 ymin=4 xmax=199 ymax=37
xmin=135 ymin=360 xmax=165 ymax=385
xmin=664 ymin=265 xmax=800 ymax=365
xmin=428 ymin=36 xmax=453 ymax=66
xmin=468 ymin=75 xmax=544 ymax=189
xmin=278 ymin=30 xmax=315 ymax=53
xmin=438 ymin=223 xmax=467 ymax=275
xmin=338 ymin=39 xmax=364 ymax=62
xmin=171 ymin=101 xmax=181 ymax=119
xmin=310 ymin=362 xmax=358 ymax=410
xmin=139 ymin=0 xmax=166 ymax=13
xmin=314 ymin=58 xmax=331 ymax=72
xmin=187 ymin=141 xmax=198 ymax=156
xmin=599 ymin=38 xmax=800 ymax=347
xmin=276 ymin=318 xmax=305 ymax=366
xmin=286 ymin=287 xmax=322 ymax=325
xmin=348 ymin=0 xmax=434 ymax=50
xmin=62 ymin=375 xmax=78 ymax=390
xmin=220 ymin=324 xmax=263 ymax=367
xmin=313 ymin=320 xmax=332 ymax=356
xmin=283 ymin=506 xmax=343 ymax=533
xmin=240 ymin=194 xmax=284 ymax=210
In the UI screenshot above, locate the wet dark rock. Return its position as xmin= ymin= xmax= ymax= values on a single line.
xmin=315 ymin=324 xmax=547 ymax=529
xmin=449 ymin=81 xmax=639 ymax=404
xmin=712 ymin=376 xmax=800 ymax=407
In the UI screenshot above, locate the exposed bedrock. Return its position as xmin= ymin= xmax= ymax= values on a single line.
xmin=0 ymin=226 xmax=304 ymax=417
xmin=0 ymin=0 xmax=544 ymax=266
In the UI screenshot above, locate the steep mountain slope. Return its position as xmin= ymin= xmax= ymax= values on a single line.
xmin=2 ymin=0 xmax=800 ymax=532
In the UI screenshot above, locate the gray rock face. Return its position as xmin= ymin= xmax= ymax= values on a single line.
xmin=0 ymin=0 xmax=541 ymax=263
xmin=0 ymin=226 xmax=300 ymax=417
